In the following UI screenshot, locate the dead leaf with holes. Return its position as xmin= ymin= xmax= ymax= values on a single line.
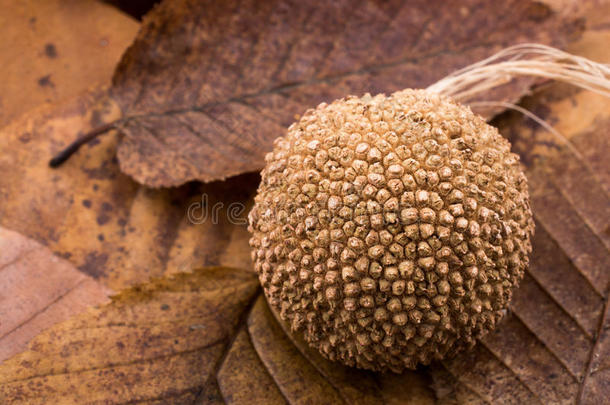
xmin=51 ymin=0 xmax=584 ymax=187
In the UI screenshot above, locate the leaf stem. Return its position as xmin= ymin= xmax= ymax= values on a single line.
xmin=49 ymin=121 xmax=119 ymax=168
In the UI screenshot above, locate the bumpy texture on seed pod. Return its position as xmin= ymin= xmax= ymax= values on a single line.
xmin=248 ymin=89 xmax=534 ymax=372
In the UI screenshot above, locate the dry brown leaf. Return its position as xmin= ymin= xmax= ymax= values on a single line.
xmin=0 ymin=267 xmax=259 ymax=404
xmin=0 ymin=89 xmax=256 ymax=291
xmin=0 ymin=0 xmax=139 ymax=127
xmin=0 ymin=227 xmax=110 ymax=363
xmin=58 ymin=0 xmax=584 ymax=187
xmin=242 ymin=296 xmax=435 ymax=405
xmin=0 ymin=84 xmax=256 ymax=374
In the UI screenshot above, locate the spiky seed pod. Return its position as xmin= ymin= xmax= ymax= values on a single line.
xmin=248 ymin=89 xmax=534 ymax=372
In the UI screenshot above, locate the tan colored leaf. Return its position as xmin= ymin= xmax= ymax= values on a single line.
xmin=216 ymin=328 xmax=287 ymax=404
xmin=238 ymin=295 xmax=436 ymax=405
xmin=0 ymin=267 xmax=259 ymax=404
xmin=0 ymin=90 xmax=256 ymax=291
xmin=0 ymin=226 xmax=110 ymax=362
xmin=0 ymin=0 xmax=139 ymax=127
xmin=78 ymin=0 xmax=584 ymax=187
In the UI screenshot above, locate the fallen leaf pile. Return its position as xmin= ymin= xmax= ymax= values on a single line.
xmin=0 ymin=0 xmax=608 ymax=404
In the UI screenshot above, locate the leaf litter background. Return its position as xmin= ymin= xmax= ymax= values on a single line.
xmin=0 ymin=0 xmax=608 ymax=404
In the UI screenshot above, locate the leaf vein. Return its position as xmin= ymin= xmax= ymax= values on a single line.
xmin=577 ymin=287 xmax=610 ymax=404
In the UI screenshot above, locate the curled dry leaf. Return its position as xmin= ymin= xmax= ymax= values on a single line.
xmin=0 ymin=89 xmax=256 ymax=290
xmin=61 ymin=0 xmax=584 ymax=187
xmin=0 ymin=227 xmax=110 ymax=363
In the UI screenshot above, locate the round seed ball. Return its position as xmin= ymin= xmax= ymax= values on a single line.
xmin=248 ymin=89 xmax=534 ymax=372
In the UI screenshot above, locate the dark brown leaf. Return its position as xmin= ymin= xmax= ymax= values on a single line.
xmin=106 ymin=0 xmax=583 ymax=187
xmin=217 ymin=22 xmax=609 ymax=404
